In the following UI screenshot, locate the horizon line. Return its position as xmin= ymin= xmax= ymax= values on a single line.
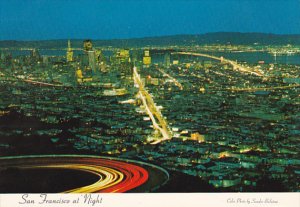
xmin=1 ymin=31 xmax=300 ymax=42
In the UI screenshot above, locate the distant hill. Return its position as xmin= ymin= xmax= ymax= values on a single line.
xmin=0 ymin=32 xmax=300 ymax=48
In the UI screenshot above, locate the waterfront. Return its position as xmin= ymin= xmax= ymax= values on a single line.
xmin=1 ymin=42 xmax=299 ymax=192
xmin=4 ymin=49 xmax=300 ymax=65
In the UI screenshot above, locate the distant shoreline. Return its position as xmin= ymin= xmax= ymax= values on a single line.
xmin=1 ymin=32 xmax=300 ymax=48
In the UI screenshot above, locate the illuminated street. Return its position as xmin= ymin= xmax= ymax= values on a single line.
xmin=0 ymin=0 xmax=299 ymax=194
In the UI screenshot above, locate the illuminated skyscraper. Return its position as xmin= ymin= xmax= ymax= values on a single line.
xmin=119 ymin=49 xmax=130 ymax=63
xmin=88 ymin=50 xmax=96 ymax=73
xmin=95 ymin=49 xmax=103 ymax=63
xmin=76 ymin=67 xmax=83 ymax=79
xmin=82 ymin=40 xmax=97 ymax=74
xmin=95 ymin=49 xmax=106 ymax=71
xmin=83 ymin=40 xmax=93 ymax=51
xmin=66 ymin=40 xmax=74 ymax=62
xmin=143 ymin=50 xmax=151 ymax=66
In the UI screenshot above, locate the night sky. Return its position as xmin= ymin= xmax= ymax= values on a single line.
xmin=0 ymin=0 xmax=300 ymax=40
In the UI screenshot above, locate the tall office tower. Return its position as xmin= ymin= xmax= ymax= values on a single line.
xmin=31 ymin=49 xmax=39 ymax=58
xmin=30 ymin=49 xmax=40 ymax=62
xmin=119 ymin=49 xmax=130 ymax=63
xmin=164 ymin=52 xmax=171 ymax=68
xmin=83 ymin=40 xmax=93 ymax=51
xmin=95 ymin=49 xmax=103 ymax=63
xmin=66 ymin=40 xmax=74 ymax=62
xmin=143 ymin=50 xmax=151 ymax=66
xmin=82 ymin=40 xmax=97 ymax=74
xmin=76 ymin=67 xmax=83 ymax=79
xmin=88 ymin=50 xmax=97 ymax=73
xmin=95 ymin=49 xmax=106 ymax=71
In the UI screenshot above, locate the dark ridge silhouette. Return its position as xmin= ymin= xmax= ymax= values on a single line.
xmin=1 ymin=32 xmax=300 ymax=48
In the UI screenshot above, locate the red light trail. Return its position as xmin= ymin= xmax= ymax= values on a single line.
xmin=0 ymin=155 xmax=151 ymax=193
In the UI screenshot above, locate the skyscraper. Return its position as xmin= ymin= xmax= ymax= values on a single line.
xmin=119 ymin=49 xmax=130 ymax=63
xmin=82 ymin=40 xmax=97 ymax=74
xmin=88 ymin=50 xmax=97 ymax=74
xmin=66 ymin=40 xmax=74 ymax=62
xmin=143 ymin=50 xmax=151 ymax=66
xmin=95 ymin=49 xmax=103 ymax=63
xmin=83 ymin=40 xmax=93 ymax=51
xmin=164 ymin=52 xmax=171 ymax=68
xmin=30 ymin=49 xmax=40 ymax=63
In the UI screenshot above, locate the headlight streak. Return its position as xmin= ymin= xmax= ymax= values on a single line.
xmin=0 ymin=155 xmax=150 ymax=193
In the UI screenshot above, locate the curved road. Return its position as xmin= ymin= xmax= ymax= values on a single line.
xmin=0 ymin=155 xmax=169 ymax=193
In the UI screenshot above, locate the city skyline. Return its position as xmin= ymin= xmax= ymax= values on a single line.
xmin=0 ymin=0 xmax=300 ymax=201
xmin=0 ymin=0 xmax=300 ymax=40
xmin=1 ymin=38 xmax=299 ymax=193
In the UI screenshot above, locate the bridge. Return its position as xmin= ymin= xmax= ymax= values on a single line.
xmin=226 ymin=84 xmax=300 ymax=92
xmin=172 ymin=51 xmax=264 ymax=77
xmin=133 ymin=66 xmax=172 ymax=144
